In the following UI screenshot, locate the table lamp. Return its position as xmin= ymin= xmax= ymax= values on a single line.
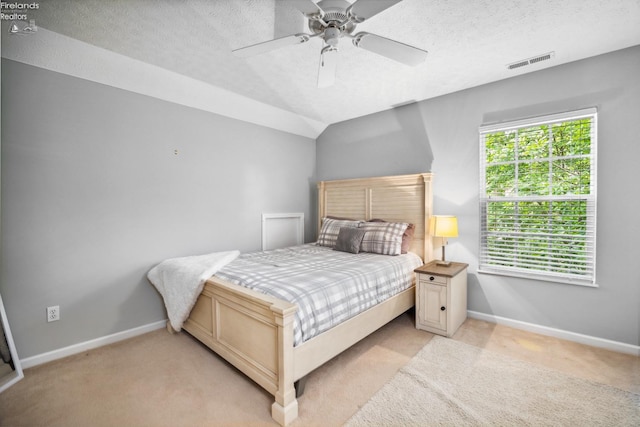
xmin=431 ymin=215 xmax=458 ymax=266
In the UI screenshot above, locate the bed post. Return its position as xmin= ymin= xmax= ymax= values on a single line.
xmin=271 ymin=302 xmax=298 ymax=426
xmin=420 ymin=173 xmax=434 ymax=262
xmin=317 ymin=180 xmax=326 ymax=237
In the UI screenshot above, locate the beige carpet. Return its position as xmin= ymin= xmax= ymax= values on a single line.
xmin=346 ymin=336 xmax=640 ymax=426
xmin=1 ymin=317 xmax=637 ymax=426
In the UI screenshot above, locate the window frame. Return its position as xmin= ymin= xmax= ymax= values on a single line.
xmin=478 ymin=108 xmax=598 ymax=287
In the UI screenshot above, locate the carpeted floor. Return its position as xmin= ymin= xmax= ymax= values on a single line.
xmin=346 ymin=336 xmax=640 ymax=426
xmin=0 ymin=313 xmax=638 ymax=426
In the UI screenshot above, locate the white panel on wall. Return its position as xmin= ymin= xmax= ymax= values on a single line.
xmin=262 ymin=213 xmax=305 ymax=251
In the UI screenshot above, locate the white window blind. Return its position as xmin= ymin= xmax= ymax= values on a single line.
xmin=479 ymin=108 xmax=597 ymax=286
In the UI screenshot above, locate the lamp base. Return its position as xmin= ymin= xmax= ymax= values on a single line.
xmin=437 ymin=244 xmax=452 ymax=267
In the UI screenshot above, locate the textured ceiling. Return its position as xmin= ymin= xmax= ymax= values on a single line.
xmin=5 ymin=0 xmax=640 ymax=131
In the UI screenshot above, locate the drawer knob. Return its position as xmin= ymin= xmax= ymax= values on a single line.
xmin=441 ymin=306 xmax=446 ymax=311
xmin=429 ymin=276 xmax=435 ymax=281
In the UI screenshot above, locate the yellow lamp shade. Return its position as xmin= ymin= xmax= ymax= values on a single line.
xmin=430 ymin=215 xmax=458 ymax=238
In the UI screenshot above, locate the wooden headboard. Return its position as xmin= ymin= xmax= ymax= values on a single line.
xmin=317 ymin=173 xmax=434 ymax=262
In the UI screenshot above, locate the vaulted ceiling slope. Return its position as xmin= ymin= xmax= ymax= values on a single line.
xmin=2 ymin=0 xmax=640 ymax=138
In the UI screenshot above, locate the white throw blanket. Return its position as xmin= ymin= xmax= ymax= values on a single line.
xmin=147 ymin=250 xmax=240 ymax=332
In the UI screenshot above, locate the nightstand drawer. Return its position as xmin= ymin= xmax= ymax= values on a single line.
xmin=418 ymin=274 xmax=447 ymax=286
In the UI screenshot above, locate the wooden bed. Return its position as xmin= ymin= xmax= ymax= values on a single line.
xmin=182 ymin=173 xmax=434 ymax=425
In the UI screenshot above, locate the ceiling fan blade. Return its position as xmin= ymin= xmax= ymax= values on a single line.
xmin=348 ymin=0 xmax=403 ymax=22
xmin=317 ymin=47 xmax=338 ymax=88
xmin=352 ymin=32 xmax=427 ymax=66
xmin=289 ymin=0 xmax=325 ymax=17
xmin=232 ymin=34 xmax=311 ymax=58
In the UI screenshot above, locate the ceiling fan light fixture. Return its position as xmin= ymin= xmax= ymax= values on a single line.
xmin=323 ymin=26 xmax=342 ymax=46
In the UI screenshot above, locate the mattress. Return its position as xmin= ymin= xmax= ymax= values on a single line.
xmin=216 ymin=243 xmax=423 ymax=346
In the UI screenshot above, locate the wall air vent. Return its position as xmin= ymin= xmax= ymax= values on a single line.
xmin=507 ymin=51 xmax=555 ymax=70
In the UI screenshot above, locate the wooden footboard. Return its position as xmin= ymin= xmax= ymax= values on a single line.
xmin=183 ymin=277 xmax=299 ymax=425
xmin=183 ymin=276 xmax=415 ymax=426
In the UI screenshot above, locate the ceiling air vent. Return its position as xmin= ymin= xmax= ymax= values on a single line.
xmin=507 ymin=51 xmax=555 ymax=70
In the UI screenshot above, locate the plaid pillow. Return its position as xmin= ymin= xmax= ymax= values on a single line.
xmin=369 ymin=219 xmax=415 ymax=253
xmin=317 ymin=217 xmax=363 ymax=247
xmin=359 ymin=221 xmax=409 ymax=255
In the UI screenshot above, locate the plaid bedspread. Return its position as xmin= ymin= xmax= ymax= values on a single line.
xmin=216 ymin=244 xmax=423 ymax=346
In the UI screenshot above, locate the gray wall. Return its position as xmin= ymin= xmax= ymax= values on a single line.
xmin=318 ymin=46 xmax=640 ymax=346
xmin=1 ymin=59 xmax=316 ymax=358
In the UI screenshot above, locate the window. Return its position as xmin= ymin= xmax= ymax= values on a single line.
xmin=479 ymin=108 xmax=597 ymax=286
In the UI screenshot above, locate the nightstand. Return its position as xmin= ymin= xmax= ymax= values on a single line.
xmin=414 ymin=261 xmax=468 ymax=337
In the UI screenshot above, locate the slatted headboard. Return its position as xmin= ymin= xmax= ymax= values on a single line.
xmin=317 ymin=173 xmax=434 ymax=262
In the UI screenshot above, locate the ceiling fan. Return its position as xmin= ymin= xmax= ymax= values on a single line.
xmin=232 ymin=0 xmax=428 ymax=88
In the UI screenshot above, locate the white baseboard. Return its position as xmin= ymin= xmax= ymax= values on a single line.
xmin=20 ymin=313 xmax=639 ymax=368
xmin=20 ymin=319 xmax=167 ymax=369
xmin=467 ymin=311 xmax=640 ymax=356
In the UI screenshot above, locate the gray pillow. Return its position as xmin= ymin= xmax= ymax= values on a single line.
xmin=334 ymin=227 xmax=367 ymax=254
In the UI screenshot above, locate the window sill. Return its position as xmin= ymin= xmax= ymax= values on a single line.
xmin=477 ymin=269 xmax=598 ymax=288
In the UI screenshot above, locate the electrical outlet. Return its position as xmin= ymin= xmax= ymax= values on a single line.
xmin=47 ymin=305 xmax=60 ymax=322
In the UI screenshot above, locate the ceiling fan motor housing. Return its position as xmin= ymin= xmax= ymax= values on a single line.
xmin=309 ymin=0 xmax=357 ymax=42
